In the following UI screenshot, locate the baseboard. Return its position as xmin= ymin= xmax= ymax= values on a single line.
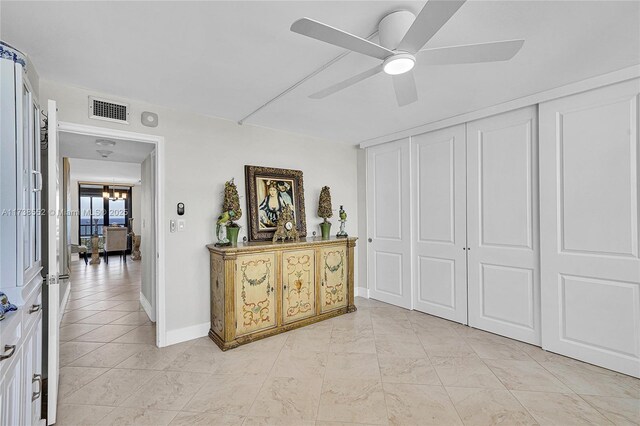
xmin=165 ymin=322 xmax=209 ymax=346
xmin=355 ymin=287 xmax=369 ymax=298
xmin=139 ymin=292 xmax=155 ymax=322
xmin=58 ymin=281 xmax=72 ymax=325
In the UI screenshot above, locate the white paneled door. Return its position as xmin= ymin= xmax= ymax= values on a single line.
xmin=412 ymin=125 xmax=468 ymax=323
xmin=540 ymin=79 xmax=640 ymax=378
xmin=467 ymin=107 xmax=540 ymax=344
xmin=367 ymin=139 xmax=412 ymax=309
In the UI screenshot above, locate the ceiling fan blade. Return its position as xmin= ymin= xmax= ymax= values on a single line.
xmin=419 ymin=39 xmax=524 ymax=65
xmin=310 ymin=65 xmax=384 ymax=99
xmin=397 ymin=0 xmax=466 ymax=53
xmin=291 ymin=18 xmax=393 ymax=60
xmin=392 ymin=71 xmax=418 ymax=107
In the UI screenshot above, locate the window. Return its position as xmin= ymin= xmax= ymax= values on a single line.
xmin=79 ymin=184 xmax=132 ymax=250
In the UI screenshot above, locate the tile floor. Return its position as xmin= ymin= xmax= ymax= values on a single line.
xmin=57 ymin=259 xmax=640 ymax=425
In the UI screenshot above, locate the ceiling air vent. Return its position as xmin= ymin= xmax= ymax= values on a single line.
xmin=89 ymin=96 xmax=129 ymax=124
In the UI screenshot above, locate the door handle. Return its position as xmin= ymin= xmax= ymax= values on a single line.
xmin=32 ymin=374 xmax=42 ymax=401
xmin=368 ymin=238 xmax=372 ymax=243
xmin=0 ymin=345 xmax=16 ymax=361
xmin=28 ymin=304 xmax=41 ymax=314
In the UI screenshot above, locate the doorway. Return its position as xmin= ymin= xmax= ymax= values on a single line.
xmin=56 ymin=122 xmax=165 ymax=346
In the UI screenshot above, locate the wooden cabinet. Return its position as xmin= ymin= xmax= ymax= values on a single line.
xmin=207 ymin=237 xmax=356 ymax=350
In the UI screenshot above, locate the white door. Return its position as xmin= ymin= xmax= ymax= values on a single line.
xmin=412 ymin=125 xmax=468 ymax=323
xmin=366 ymin=138 xmax=412 ymax=309
xmin=540 ymin=79 xmax=640 ymax=378
xmin=46 ymin=99 xmax=61 ymax=423
xmin=467 ymin=107 xmax=540 ymax=344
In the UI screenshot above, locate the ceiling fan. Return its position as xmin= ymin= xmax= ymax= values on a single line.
xmin=290 ymin=0 xmax=524 ymax=106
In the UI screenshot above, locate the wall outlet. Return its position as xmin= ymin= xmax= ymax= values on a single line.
xmin=178 ymin=220 xmax=185 ymax=232
xmin=170 ymin=220 xmax=176 ymax=233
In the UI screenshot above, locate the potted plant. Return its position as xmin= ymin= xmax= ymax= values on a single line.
xmin=217 ymin=178 xmax=242 ymax=246
xmin=317 ymin=186 xmax=333 ymax=239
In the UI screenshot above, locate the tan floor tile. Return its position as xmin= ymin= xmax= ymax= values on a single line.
xmin=122 ymin=370 xmax=210 ymax=410
xmin=325 ymin=352 xmax=380 ymax=379
xmin=110 ymin=311 xmax=153 ymax=325
xmin=60 ymin=323 xmax=102 ymax=341
xmin=58 ymin=366 xmax=109 ymax=399
xmin=540 ymin=361 xmax=639 ymax=398
xmin=467 ymin=339 xmax=533 ymax=361
xmin=215 ymin=350 xmax=279 ymax=375
xmin=63 ymin=368 xmax=158 ymax=406
xmin=384 ymin=383 xmax=463 ymax=426
xmin=485 ymin=359 xmax=572 ymax=393
xmin=166 ymin=344 xmax=223 ymax=374
xmin=183 ymin=374 xmax=266 ymax=415
xmin=78 ymin=300 xmax=129 ymax=310
xmin=113 ymin=325 xmax=156 ymax=344
xmin=375 ymin=333 xmax=427 ymax=357
xmin=580 ymin=395 xmax=640 ymax=425
xmin=55 ymin=404 xmax=114 ymax=426
xmin=61 ymin=310 xmax=103 ymax=324
xmin=111 ymin=300 xmax=144 ymax=311
xmin=432 ymin=356 xmax=505 ymax=389
xmin=317 ymin=378 xmax=387 ymax=425
xmin=446 ymin=387 xmax=538 ymax=425
xmin=512 ymin=390 xmax=613 ymax=425
xmin=65 ymin=299 xmax=102 ymax=310
xmin=270 ymin=349 xmax=327 ymax=378
xmin=371 ymin=318 xmax=413 ymax=335
xmin=75 ymin=310 xmax=131 ymax=324
xmin=283 ymin=329 xmax=332 ymax=352
xmin=378 ymin=355 xmax=440 ymax=385
xmin=68 ymin=343 xmax=149 ymax=368
xmin=97 ymin=407 xmax=178 ymax=425
xmin=243 ymin=416 xmax=314 ymax=426
xmin=330 ymin=328 xmax=377 ymax=353
xmin=249 ymin=376 xmax=323 ymax=420
xmin=116 ymin=342 xmax=189 ymax=370
xmin=170 ymin=412 xmax=245 ymax=425
xmin=418 ymin=333 xmax=477 ymax=358
xmin=59 ymin=341 xmax=104 ymax=366
xmin=73 ymin=324 xmax=138 ymax=343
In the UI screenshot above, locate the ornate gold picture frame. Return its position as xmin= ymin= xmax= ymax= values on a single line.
xmin=245 ymin=165 xmax=307 ymax=241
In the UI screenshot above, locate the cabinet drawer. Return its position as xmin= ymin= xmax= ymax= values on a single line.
xmin=22 ymin=286 xmax=42 ymax=336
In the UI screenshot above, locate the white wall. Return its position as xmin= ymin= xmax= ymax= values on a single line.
xmin=140 ymin=152 xmax=155 ymax=320
xmin=41 ymin=80 xmax=360 ymax=342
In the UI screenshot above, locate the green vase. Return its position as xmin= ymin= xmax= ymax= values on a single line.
xmin=226 ymin=226 xmax=240 ymax=245
xmin=319 ymin=222 xmax=331 ymax=240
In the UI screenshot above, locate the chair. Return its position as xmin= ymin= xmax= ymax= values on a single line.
xmin=70 ymin=244 xmax=88 ymax=264
xmin=103 ymin=227 xmax=128 ymax=264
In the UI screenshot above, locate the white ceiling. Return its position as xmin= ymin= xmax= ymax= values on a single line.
xmin=60 ymin=131 xmax=155 ymax=164
xmin=68 ymin=158 xmax=141 ymax=185
xmin=2 ymin=1 xmax=639 ymax=144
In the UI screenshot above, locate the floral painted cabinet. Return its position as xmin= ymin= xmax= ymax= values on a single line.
xmin=234 ymin=253 xmax=277 ymax=336
xmin=282 ymin=249 xmax=316 ymax=324
xmin=319 ymin=245 xmax=349 ymax=313
xmin=207 ymin=237 xmax=356 ymax=350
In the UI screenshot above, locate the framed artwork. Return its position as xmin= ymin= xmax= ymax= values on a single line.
xmin=245 ymin=165 xmax=307 ymax=241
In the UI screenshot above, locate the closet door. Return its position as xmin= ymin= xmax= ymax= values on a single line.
xmin=366 ymin=139 xmax=412 ymax=309
xmin=467 ymin=107 xmax=540 ymax=345
xmin=412 ymin=125 xmax=467 ymax=323
xmin=540 ymin=80 xmax=640 ymax=378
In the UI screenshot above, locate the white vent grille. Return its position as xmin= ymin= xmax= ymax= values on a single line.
xmin=89 ymin=96 xmax=129 ymax=124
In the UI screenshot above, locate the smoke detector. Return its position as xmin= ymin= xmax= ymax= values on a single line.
xmin=96 ymin=139 xmax=116 ymax=147
xmin=97 ymin=150 xmax=113 ymax=158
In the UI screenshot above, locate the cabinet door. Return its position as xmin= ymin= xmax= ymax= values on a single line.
xmin=1 ymin=347 xmax=23 ymax=426
xmin=320 ymin=245 xmax=348 ymax=313
xmin=210 ymin=255 xmax=225 ymax=338
xmin=22 ymin=330 xmax=34 ymax=426
xmin=235 ymin=253 xmax=277 ymax=336
xmin=282 ymin=249 xmax=315 ymax=324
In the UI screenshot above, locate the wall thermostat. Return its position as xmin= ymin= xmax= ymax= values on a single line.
xmin=177 ymin=202 xmax=185 ymax=215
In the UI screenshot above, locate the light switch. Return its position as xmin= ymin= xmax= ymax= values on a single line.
xmin=170 ymin=220 xmax=176 ymax=233
xmin=178 ymin=219 xmax=186 ymax=232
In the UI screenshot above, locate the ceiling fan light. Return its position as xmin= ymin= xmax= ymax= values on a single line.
xmin=383 ymin=53 xmax=415 ymax=75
